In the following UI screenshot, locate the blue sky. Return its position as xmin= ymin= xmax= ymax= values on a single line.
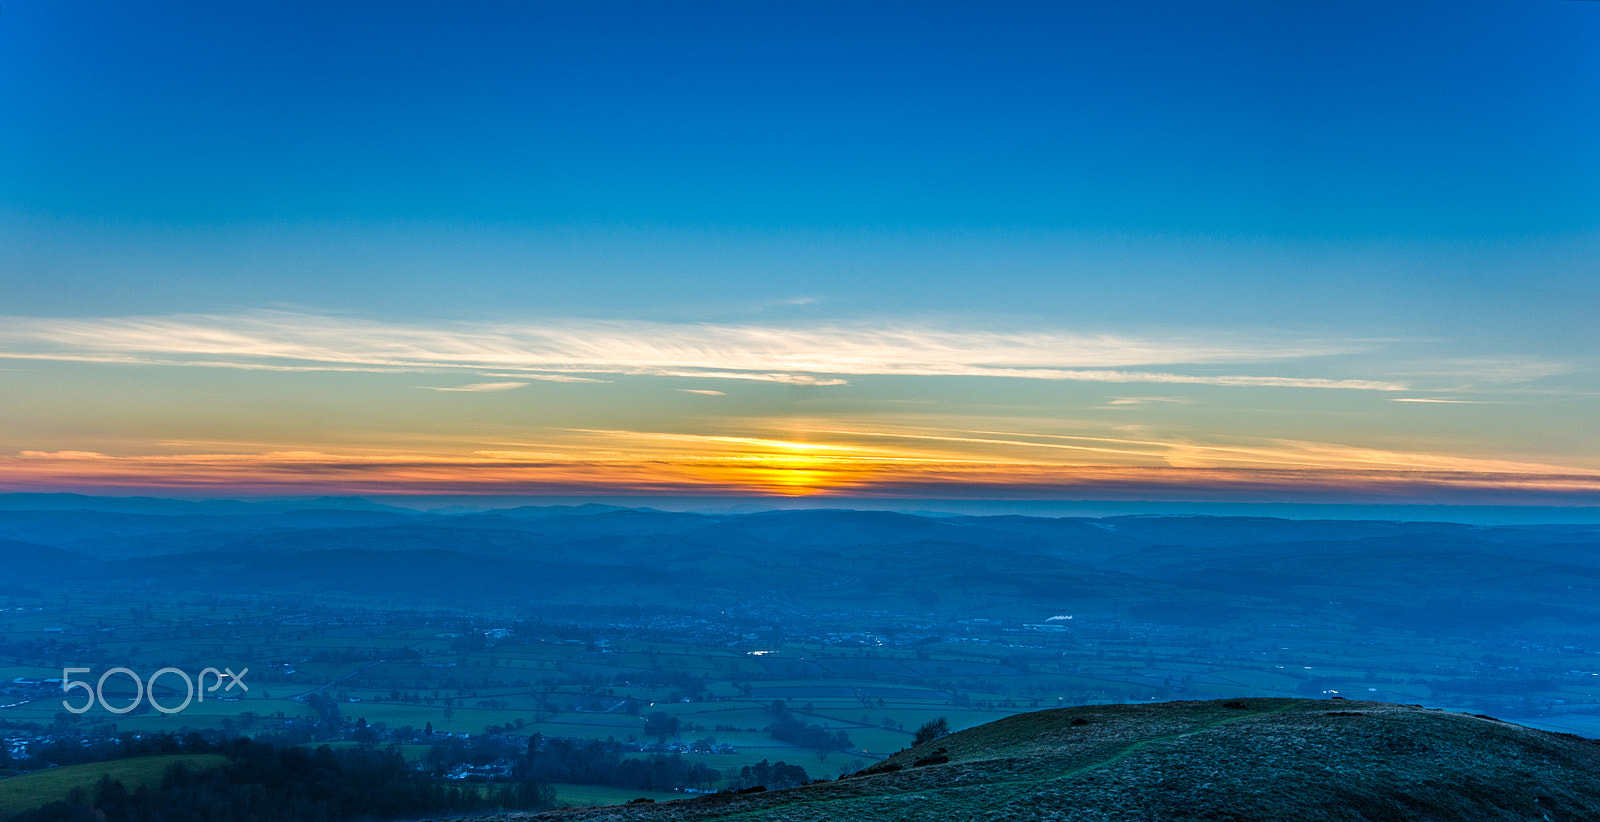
xmin=6 ymin=2 xmax=1596 ymax=233
xmin=1 ymin=1 xmax=1597 ymax=503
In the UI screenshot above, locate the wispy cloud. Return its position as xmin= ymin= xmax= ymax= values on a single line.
xmin=1401 ymin=357 xmax=1570 ymax=385
xmin=800 ymin=424 xmax=1598 ymax=476
xmin=677 ymin=389 xmax=727 ymax=396
xmin=425 ymin=381 xmax=528 ymax=393
xmin=1106 ymin=396 xmax=1192 ymax=406
xmin=1389 ymin=398 xmax=1509 ymax=404
xmin=650 ymin=370 xmax=850 ymax=386
xmin=4 ymin=446 xmax=1596 ymax=503
xmin=0 ymin=311 xmax=1404 ymax=390
xmin=479 ymin=372 xmax=613 ymax=383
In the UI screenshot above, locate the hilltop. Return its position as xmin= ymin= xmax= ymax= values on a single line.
xmin=456 ymin=698 xmax=1600 ymax=822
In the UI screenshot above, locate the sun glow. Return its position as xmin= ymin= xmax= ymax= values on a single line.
xmin=5 ymin=420 xmax=1599 ymax=503
xmin=714 ymin=455 xmax=846 ymax=496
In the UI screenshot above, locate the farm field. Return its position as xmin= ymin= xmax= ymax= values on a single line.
xmin=4 ymin=509 xmax=1600 ymax=798
xmin=0 ymin=754 xmax=229 ymax=815
xmin=551 ymin=783 xmax=686 ymax=807
xmin=7 ymin=588 xmax=1600 ymax=786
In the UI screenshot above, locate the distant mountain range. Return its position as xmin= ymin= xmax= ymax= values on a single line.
xmin=2 ymin=495 xmax=1597 ymax=630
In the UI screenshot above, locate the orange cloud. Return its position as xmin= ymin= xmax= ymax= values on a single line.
xmin=3 ymin=443 xmax=1597 ymax=504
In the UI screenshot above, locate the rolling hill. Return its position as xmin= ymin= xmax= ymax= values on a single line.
xmin=461 ymin=698 xmax=1600 ymax=821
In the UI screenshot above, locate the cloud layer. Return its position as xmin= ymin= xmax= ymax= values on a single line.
xmin=5 ymin=311 xmax=1579 ymax=502
xmin=0 ymin=311 xmax=1402 ymax=390
xmin=4 ymin=447 xmax=1596 ymax=504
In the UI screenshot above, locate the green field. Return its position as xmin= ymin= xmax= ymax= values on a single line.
xmin=552 ymin=782 xmax=686 ymax=807
xmin=0 ymin=754 xmax=230 ymax=814
xmin=6 ymin=582 xmax=1600 ymax=796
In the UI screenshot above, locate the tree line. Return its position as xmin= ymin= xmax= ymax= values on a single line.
xmin=515 ymin=734 xmax=722 ymax=791
xmin=3 ymin=735 xmax=554 ymax=822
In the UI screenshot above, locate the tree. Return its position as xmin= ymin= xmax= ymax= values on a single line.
xmin=913 ymin=717 xmax=950 ymax=746
xmin=767 ymin=713 xmax=851 ymax=759
xmin=644 ymin=711 xmax=679 ymax=742
xmin=739 ymin=759 xmax=810 ymax=790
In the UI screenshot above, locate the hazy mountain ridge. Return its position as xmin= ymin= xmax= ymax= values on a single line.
xmin=3 ymin=498 xmax=1596 ymax=626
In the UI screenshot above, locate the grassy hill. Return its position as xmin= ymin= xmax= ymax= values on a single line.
xmin=0 ymin=754 xmax=229 ymax=815
xmin=466 ymin=698 xmax=1600 ymax=821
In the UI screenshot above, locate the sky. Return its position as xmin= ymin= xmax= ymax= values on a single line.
xmin=1 ymin=1 xmax=1598 ymax=505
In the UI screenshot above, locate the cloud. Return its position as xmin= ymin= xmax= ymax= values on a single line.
xmin=1104 ymin=396 xmax=1194 ymax=407
xmin=651 ymin=370 xmax=851 ymax=386
xmin=0 ymin=311 xmax=1403 ymax=390
xmin=1389 ymin=398 xmax=1508 ymax=404
xmin=4 ymin=446 xmax=1597 ymax=503
xmin=677 ymin=389 xmax=727 ymax=396
xmin=802 ymin=424 xmax=1599 ymax=476
xmin=1401 ymin=357 xmax=1570 ymax=386
xmin=425 ymin=381 xmax=528 ymax=392
xmin=478 ymin=372 xmax=612 ymax=383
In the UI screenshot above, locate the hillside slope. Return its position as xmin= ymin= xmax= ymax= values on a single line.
xmin=461 ymin=699 xmax=1600 ymax=821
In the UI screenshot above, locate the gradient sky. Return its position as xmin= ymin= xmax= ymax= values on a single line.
xmin=2 ymin=1 xmax=1598 ymax=503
